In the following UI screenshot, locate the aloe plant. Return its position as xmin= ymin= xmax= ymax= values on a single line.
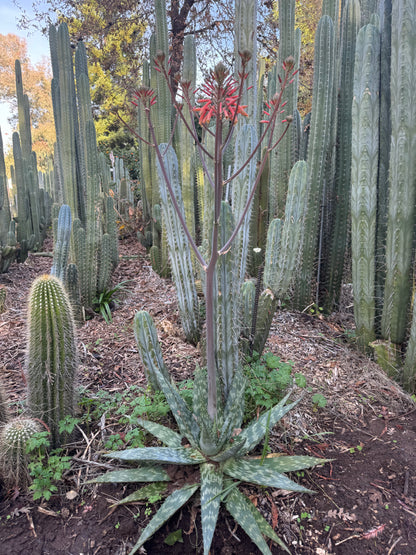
xmin=94 ymin=3 xmax=325 ymax=551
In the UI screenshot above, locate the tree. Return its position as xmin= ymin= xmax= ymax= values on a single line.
xmin=17 ymin=0 xmax=279 ymax=156
xmin=0 ymin=33 xmax=55 ymax=171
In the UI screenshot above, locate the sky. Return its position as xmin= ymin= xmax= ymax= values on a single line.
xmin=0 ymin=0 xmax=52 ymax=147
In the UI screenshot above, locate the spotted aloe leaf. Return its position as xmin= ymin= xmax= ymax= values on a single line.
xmin=238 ymin=393 xmax=299 ymax=453
xmin=200 ymin=463 xmax=223 ymax=555
xmin=134 ymin=311 xmax=199 ymax=444
xmin=225 ymin=487 xmax=272 ymax=555
xmin=227 ymin=484 xmax=291 ymax=554
xmin=115 ymin=482 xmax=168 ymax=505
xmin=137 ymin=418 xmax=183 ymax=448
xmin=244 ymin=454 xmax=328 ymax=473
xmin=105 ymin=446 xmax=205 ymax=465
xmin=223 ymin=458 xmax=314 ymax=492
xmin=130 ymin=483 xmax=199 ymax=555
xmin=87 ymin=466 xmax=171 ymax=483
xmin=210 ymin=437 xmax=247 ymax=463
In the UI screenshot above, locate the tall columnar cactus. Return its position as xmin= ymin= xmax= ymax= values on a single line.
xmin=375 ymin=0 xmax=392 ymax=322
xmin=51 ymin=204 xmax=72 ymax=282
xmin=360 ymin=0 xmax=379 ymax=24
xmin=177 ymin=35 xmax=197 ymax=240
xmin=135 ymin=0 xmax=173 ymax=276
xmin=0 ymin=418 xmax=41 ymax=490
xmin=0 ymin=129 xmax=11 ymax=243
xmin=0 ymin=130 xmax=15 ymax=273
xmin=49 ymin=23 xmax=118 ymax=309
xmin=252 ymin=160 xmax=309 ymax=354
xmin=155 ymin=145 xmax=200 ymax=344
xmin=321 ymin=0 xmax=361 ymax=311
xmin=268 ymin=0 xmax=297 ymax=219
xmin=380 ymin=0 xmax=416 ymax=345
xmin=294 ymin=15 xmax=335 ymax=309
xmin=234 ymin=0 xmax=258 ymax=123
xmin=14 ymin=59 xmax=48 ymax=252
xmin=26 ymin=275 xmax=78 ymax=448
xmin=350 ymin=23 xmax=380 ymax=350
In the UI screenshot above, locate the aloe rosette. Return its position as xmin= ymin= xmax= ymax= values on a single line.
xmin=90 ymin=311 xmax=327 ymax=555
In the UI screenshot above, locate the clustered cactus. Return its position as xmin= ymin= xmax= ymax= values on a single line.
xmin=0 ymin=60 xmax=51 ymax=273
xmin=49 ymin=24 xmax=119 ymax=310
xmin=349 ymin=0 xmax=416 ymax=389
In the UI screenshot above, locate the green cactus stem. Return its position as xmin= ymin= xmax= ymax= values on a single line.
xmin=26 ymin=275 xmax=78 ymax=448
xmin=381 ymin=0 xmax=416 ymax=344
xmin=294 ymin=15 xmax=336 ymax=310
xmin=51 ymin=204 xmax=72 ymax=282
xmin=350 ymin=23 xmax=380 ymax=350
xmin=0 ymin=418 xmax=41 ymax=489
xmin=322 ymin=0 xmax=361 ymax=311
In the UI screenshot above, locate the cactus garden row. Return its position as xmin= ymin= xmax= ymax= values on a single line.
xmin=0 ymin=0 xmax=415 ymax=553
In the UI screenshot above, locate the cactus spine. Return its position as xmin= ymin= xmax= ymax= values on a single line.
xmin=26 ymin=275 xmax=78 ymax=447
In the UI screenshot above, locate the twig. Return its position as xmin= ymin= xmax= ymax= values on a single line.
xmin=72 ymin=457 xmax=115 ymax=470
xmin=397 ymin=499 xmax=416 ymax=518
xmin=387 ymin=536 xmax=403 ymax=555
xmin=26 ymin=513 xmax=37 ymax=537
xmin=335 ymin=533 xmax=360 ymax=546
xmin=403 ymin=470 xmax=409 ymax=496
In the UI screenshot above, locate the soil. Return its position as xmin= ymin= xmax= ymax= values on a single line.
xmin=0 ymin=233 xmax=415 ymax=555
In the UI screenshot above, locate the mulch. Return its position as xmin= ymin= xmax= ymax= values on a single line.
xmin=0 ymin=233 xmax=415 ymax=554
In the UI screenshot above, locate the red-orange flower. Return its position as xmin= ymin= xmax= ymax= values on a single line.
xmin=194 ymin=63 xmax=248 ymax=125
xmin=132 ymin=86 xmax=157 ymax=108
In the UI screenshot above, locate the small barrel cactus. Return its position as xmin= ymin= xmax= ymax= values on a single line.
xmin=0 ymin=417 xmax=41 ymax=489
xmin=26 ymin=274 xmax=78 ymax=447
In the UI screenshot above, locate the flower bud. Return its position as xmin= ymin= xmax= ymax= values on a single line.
xmin=213 ymin=62 xmax=229 ymax=85
xmin=283 ymin=56 xmax=295 ymax=71
xmin=239 ymin=49 xmax=252 ymax=64
xmin=155 ymin=50 xmax=166 ymax=65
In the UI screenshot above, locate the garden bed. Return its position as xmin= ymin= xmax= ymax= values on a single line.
xmin=0 ymin=234 xmax=415 ymax=554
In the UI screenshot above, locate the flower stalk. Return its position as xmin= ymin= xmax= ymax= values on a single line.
xmin=132 ymin=55 xmax=296 ymax=420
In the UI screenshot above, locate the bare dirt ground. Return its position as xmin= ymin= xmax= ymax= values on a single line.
xmin=0 ymin=234 xmax=415 ymax=554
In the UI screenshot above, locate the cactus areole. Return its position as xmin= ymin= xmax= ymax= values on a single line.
xmin=130 ymin=54 xmax=296 ymax=420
